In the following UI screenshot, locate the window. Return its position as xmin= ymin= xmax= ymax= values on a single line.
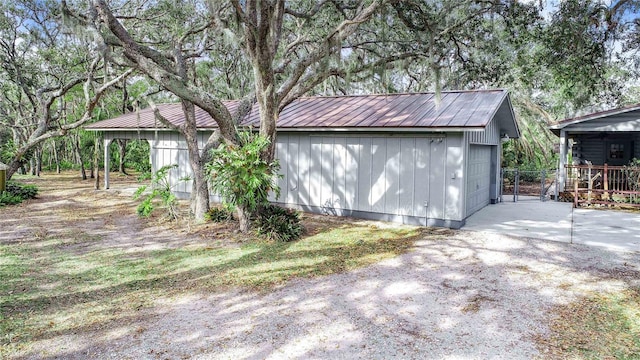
xmin=610 ymin=143 xmax=625 ymax=159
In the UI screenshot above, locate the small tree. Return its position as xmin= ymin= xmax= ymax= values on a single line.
xmin=206 ymin=131 xmax=281 ymax=232
xmin=133 ymin=164 xmax=180 ymax=220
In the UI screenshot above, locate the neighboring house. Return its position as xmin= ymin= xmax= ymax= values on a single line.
xmin=86 ymin=89 xmax=519 ymax=228
xmin=550 ymin=103 xmax=640 ymax=192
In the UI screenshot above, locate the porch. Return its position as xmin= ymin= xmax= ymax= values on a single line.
xmin=550 ymin=103 xmax=640 ymax=207
xmin=562 ymin=164 xmax=640 ymax=207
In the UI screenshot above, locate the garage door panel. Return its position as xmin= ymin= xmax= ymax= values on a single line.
xmin=466 ymin=145 xmax=491 ymax=216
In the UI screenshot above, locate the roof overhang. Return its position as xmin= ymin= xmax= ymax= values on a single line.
xmin=88 ymin=126 xmax=485 ymax=133
xmin=85 ymin=90 xmax=520 ymax=136
xmin=494 ymin=93 xmax=520 ymax=139
xmin=550 ymin=104 xmax=640 ymax=136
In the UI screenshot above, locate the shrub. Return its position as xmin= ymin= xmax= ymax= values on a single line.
xmin=205 ymin=131 xmax=281 ymax=231
xmin=205 ymin=207 xmax=234 ymax=222
xmin=5 ymin=182 xmax=38 ymax=200
xmin=133 ymin=164 xmax=179 ymax=220
xmin=0 ymin=192 xmax=23 ymax=206
xmin=137 ymin=171 xmax=152 ymax=182
xmin=255 ymin=204 xmax=303 ymax=242
xmin=0 ymin=182 xmax=38 ymax=206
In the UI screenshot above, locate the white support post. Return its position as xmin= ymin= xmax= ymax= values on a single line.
xmin=104 ymin=138 xmax=111 ymax=189
xmin=558 ymin=130 xmax=569 ymax=195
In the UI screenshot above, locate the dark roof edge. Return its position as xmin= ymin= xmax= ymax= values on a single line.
xmin=87 ymin=126 xmax=487 ymax=133
xmin=293 ymin=88 xmax=507 ymax=101
xmin=550 ymin=103 xmax=640 ymax=130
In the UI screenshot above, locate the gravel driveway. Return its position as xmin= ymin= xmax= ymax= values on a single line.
xmin=24 ymin=229 xmax=639 ymax=360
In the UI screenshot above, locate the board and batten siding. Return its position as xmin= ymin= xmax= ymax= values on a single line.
xmin=104 ymin=130 xmax=204 ymax=196
xmin=463 ymin=115 xmax=501 ymax=215
xmin=104 ymin=130 xmax=469 ymax=228
xmin=272 ymin=132 xmax=466 ymax=227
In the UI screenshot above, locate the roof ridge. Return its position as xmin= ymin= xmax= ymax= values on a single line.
xmin=295 ymin=89 xmax=506 ymax=100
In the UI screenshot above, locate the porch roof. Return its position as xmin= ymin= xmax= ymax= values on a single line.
xmin=550 ymin=103 xmax=640 ymax=136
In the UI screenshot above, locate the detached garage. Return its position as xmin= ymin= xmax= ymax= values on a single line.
xmin=86 ymin=89 xmax=519 ymax=228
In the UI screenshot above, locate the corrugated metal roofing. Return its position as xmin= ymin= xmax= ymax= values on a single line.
xmin=86 ymin=89 xmax=511 ymax=131
xmin=550 ymin=103 xmax=640 ymax=131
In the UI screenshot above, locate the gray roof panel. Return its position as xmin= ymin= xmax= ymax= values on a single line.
xmin=86 ymin=90 xmax=515 ymax=134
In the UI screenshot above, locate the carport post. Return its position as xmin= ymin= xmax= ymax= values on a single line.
xmin=558 ymin=130 xmax=568 ymax=195
xmin=513 ymin=168 xmax=520 ymax=202
xmin=540 ymin=170 xmax=546 ymax=202
xmin=104 ymin=138 xmax=111 ymax=189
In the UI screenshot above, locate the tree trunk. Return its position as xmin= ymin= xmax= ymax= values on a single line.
xmin=237 ymin=205 xmax=250 ymax=233
xmin=35 ymin=148 xmax=42 ymax=176
xmin=116 ymin=139 xmax=128 ymax=174
xmin=74 ymin=134 xmax=87 ymax=180
xmin=29 ymin=158 xmax=36 ymax=176
xmin=182 ymin=100 xmax=210 ymax=222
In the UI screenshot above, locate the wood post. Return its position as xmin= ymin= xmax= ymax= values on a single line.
xmin=574 ymin=179 xmax=578 ymax=208
xmin=587 ymin=165 xmax=592 ymax=204
xmin=603 ymin=163 xmax=609 ymax=200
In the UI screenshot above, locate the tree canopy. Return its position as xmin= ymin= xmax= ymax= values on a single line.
xmin=1 ymin=0 xmax=639 ymax=223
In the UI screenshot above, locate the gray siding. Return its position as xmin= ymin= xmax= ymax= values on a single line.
xmin=467 ymin=113 xmax=500 ymax=145
xmin=272 ymin=133 xmax=465 ymax=223
xmin=572 ymin=137 xmax=604 ymax=165
xmin=466 ymin=145 xmax=492 ymax=216
xmin=104 ymin=130 xmax=477 ymax=227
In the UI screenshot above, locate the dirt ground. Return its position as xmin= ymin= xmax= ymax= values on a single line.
xmin=2 ymin=172 xmax=639 ymax=359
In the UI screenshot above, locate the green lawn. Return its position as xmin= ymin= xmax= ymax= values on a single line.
xmin=0 ymin=211 xmax=424 ymax=357
xmin=540 ymin=288 xmax=640 ymax=359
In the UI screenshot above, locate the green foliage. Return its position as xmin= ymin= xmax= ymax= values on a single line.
xmin=137 ymin=171 xmax=152 ymax=182
xmin=0 ymin=192 xmax=23 ymax=206
xmin=133 ymin=164 xmax=179 ymax=220
xmin=125 ymin=140 xmax=151 ymax=173
xmin=205 ymin=206 xmax=235 ymax=222
xmin=0 ymin=181 xmax=38 ymax=206
xmin=621 ymin=158 xmax=640 ymax=204
xmin=5 ymin=182 xmax=38 ymax=200
xmin=255 ymin=204 xmax=303 ymax=242
xmin=206 ymin=131 xmax=281 ymax=216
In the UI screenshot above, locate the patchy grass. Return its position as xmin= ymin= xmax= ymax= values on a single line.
xmin=538 ymin=288 xmax=640 ymax=359
xmin=0 ymin=173 xmax=425 ymax=358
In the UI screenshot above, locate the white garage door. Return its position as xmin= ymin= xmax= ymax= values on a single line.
xmin=466 ymin=145 xmax=492 ymax=216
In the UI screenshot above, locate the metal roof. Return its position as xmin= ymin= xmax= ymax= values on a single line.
xmin=86 ymin=89 xmax=518 ymax=136
xmin=550 ymin=103 xmax=640 ymax=134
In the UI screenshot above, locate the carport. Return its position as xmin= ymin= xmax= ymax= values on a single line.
xmin=462 ymin=198 xmax=640 ymax=252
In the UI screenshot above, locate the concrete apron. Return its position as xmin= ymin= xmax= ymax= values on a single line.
xmin=462 ymin=197 xmax=640 ymax=253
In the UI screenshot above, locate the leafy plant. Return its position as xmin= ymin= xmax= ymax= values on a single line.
xmin=255 ymin=204 xmax=303 ymax=242
xmin=205 ymin=206 xmax=235 ymax=222
xmin=623 ymin=158 xmax=640 ymax=204
xmin=0 ymin=182 xmax=38 ymax=206
xmin=5 ymin=182 xmax=38 ymax=200
xmin=137 ymin=171 xmax=152 ymax=182
xmin=133 ymin=164 xmax=179 ymax=220
xmin=205 ymin=131 xmax=281 ymax=231
xmin=125 ymin=140 xmax=151 ymax=173
xmin=0 ymin=192 xmax=23 ymax=206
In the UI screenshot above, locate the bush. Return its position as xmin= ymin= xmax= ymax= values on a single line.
xmin=5 ymin=182 xmax=38 ymax=200
xmin=137 ymin=171 xmax=152 ymax=182
xmin=255 ymin=204 xmax=303 ymax=242
xmin=205 ymin=131 xmax=281 ymax=231
xmin=0 ymin=182 xmax=38 ymax=206
xmin=133 ymin=164 xmax=179 ymax=220
xmin=0 ymin=192 xmax=23 ymax=206
xmin=205 ymin=207 xmax=234 ymax=222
